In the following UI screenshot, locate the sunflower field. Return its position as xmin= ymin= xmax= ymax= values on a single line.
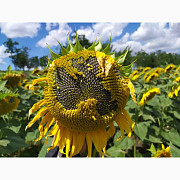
xmin=0 ymin=38 xmax=180 ymax=158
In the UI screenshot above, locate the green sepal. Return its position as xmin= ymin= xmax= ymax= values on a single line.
xmin=95 ymin=35 xmax=102 ymax=51
xmin=102 ymin=34 xmax=111 ymax=54
xmin=7 ymin=65 xmax=11 ymax=74
xmin=119 ymin=59 xmax=136 ymax=77
xmin=67 ymin=34 xmax=75 ymax=52
xmin=106 ymin=52 xmax=115 ymax=59
xmin=147 ymin=143 xmax=157 ymax=156
xmin=47 ymin=44 xmax=61 ymax=60
xmin=115 ymin=49 xmax=128 ymax=65
xmin=56 ymin=39 xmax=69 ymax=56
xmin=73 ymin=30 xmax=84 ymax=52
xmin=46 ymin=57 xmax=52 ymax=69
xmin=88 ymin=39 xmax=97 ymax=51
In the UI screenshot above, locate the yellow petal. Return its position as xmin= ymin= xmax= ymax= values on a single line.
xmin=25 ymin=107 xmax=48 ymax=131
xmin=47 ymin=129 xmax=60 ymax=152
xmin=70 ymin=131 xmax=85 ymax=157
xmin=65 ymin=130 xmax=73 ymax=158
xmin=107 ymin=122 xmax=115 ymax=139
xmin=86 ymin=133 xmax=92 ymax=157
xmin=28 ymin=99 xmax=46 ymax=118
xmin=92 ymin=128 xmax=107 ymax=156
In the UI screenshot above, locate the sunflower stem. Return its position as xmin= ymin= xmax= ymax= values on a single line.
xmin=134 ymin=134 xmax=137 ymax=157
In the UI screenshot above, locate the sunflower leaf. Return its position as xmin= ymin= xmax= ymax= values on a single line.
xmin=0 ymin=80 xmax=7 ymax=91
xmin=38 ymin=137 xmax=53 ymax=157
xmin=169 ymin=142 xmax=180 ymax=157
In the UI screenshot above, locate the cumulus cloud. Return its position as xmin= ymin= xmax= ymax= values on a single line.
xmin=0 ymin=23 xmax=41 ymax=38
xmin=0 ymin=44 xmax=11 ymax=64
xmin=112 ymin=33 xmax=143 ymax=54
xmin=131 ymin=23 xmax=167 ymax=42
xmin=77 ymin=23 xmax=128 ymax=42
xmin=45 ymin=23 xmax=58 ymax=31
xmin=112 ymin=22 xmax=180 ymax=54
xmin=36 ymin=23 xmax=72 ymax=48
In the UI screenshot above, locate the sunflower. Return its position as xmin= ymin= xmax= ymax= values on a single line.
xmin=139 ymin=88 xmax=160 ymax=106
xmin=2 ymin=73 xmax=22 ymax=89
xmin=25 ymin=34 xmax=136 ymax=157
xmin=0 ymin=94 xmax=20 ymax=116
xmin=175 ymin=65 xmax=180 ymax=72
xmin=142 ymin=67 xmax=151 ymax=74
xmin=153 ymin=144 xmax=172 ymax=157
xmin=144 ymin=69 xmax=153 ymax=80
xmin=168 ymin=86 xmax=180 ymax=98
xmin=32 ymin=68 xmax=41 ymax=75
xmin=164 ymin=64 xmax=175 ymax=73
xmin=154 ymin=67 xmax=163 ymax=74
xmin=145 ymin=72 xmax=159 ymax=83
xmin=129 ymin=70 xmax=139 ymax=78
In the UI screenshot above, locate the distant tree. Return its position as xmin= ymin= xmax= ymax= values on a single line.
xmin=28 ymin=56 xmax=39 ymax=68
xmin=14 ymin=47 xmax=29 ymax=70
xmin=3 ymin=38 xmax=20 ymax=69
xmin=39 ymin=56 xmax=48 ymax=68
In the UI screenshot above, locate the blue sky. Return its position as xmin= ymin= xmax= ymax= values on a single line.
xmin=1 ymin=22 xmax=180 ymax=70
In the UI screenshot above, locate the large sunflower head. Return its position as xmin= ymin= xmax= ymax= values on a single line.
xmin=26 ymin=33 xmax=136 ymax=157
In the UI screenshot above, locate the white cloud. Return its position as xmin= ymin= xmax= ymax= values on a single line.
xmin=0 ymin=23 xmax=41 ymax=38
xmin=45 ymin=23 xmax=58 ymax=31
xmin=112 ymin=33 xmax=143 ymax=54
xmin=77 ymin=23 xmax=128 ymax=42
xmin=0 ymin=44 xmax=11 ymax=64
xmin=131 ymin=23 xmax=167 ymax=42
xmin=36 ymin=23 xmax=72 ymax=48
xmin=111 ymin=22 xmax=180 ymax=54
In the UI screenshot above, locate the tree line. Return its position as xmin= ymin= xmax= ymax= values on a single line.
xmin=3 ymin=35 xmax=180 ymax=71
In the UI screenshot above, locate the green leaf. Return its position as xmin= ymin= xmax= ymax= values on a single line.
xmin=7 ymin=65 xmax=11 ymax=74
xmin=0 ymin=139 xmax=10 ymax=147
xmin=106 ymin=146 xmax=126 ymax=157
xmin=161 ymin=130 xmax=180 ymax=147
xmin=134 ymin=122 xmax=151 ymax=141
xmin=169 ymin=142 xmax=180 ymax=157
xmin=142 ymin=114 xmax=156 ymax=122
xmin=0 ymin=80 xmax=7 ymax=91
xmin=47 ymin=44 xmax=61 ymax=60
xmin=115 ymin=49 xmax=128 ymax=65
xmin=38 ymin=137 xmax=53 ymax=157
xmin=145 ymin=135 xmax=162 ymax=143
xmin=57 ymin=39 xmax=69 ymax=55
xmin=0 ymin=128 xmax=27 ymax=155
xmin=173 ymin=111 xmax=180 ymax=120
xmin=116 ymin=136 xmax=134 ymax=150
xmin=25 ymin=129 xmax=40 ymax=142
